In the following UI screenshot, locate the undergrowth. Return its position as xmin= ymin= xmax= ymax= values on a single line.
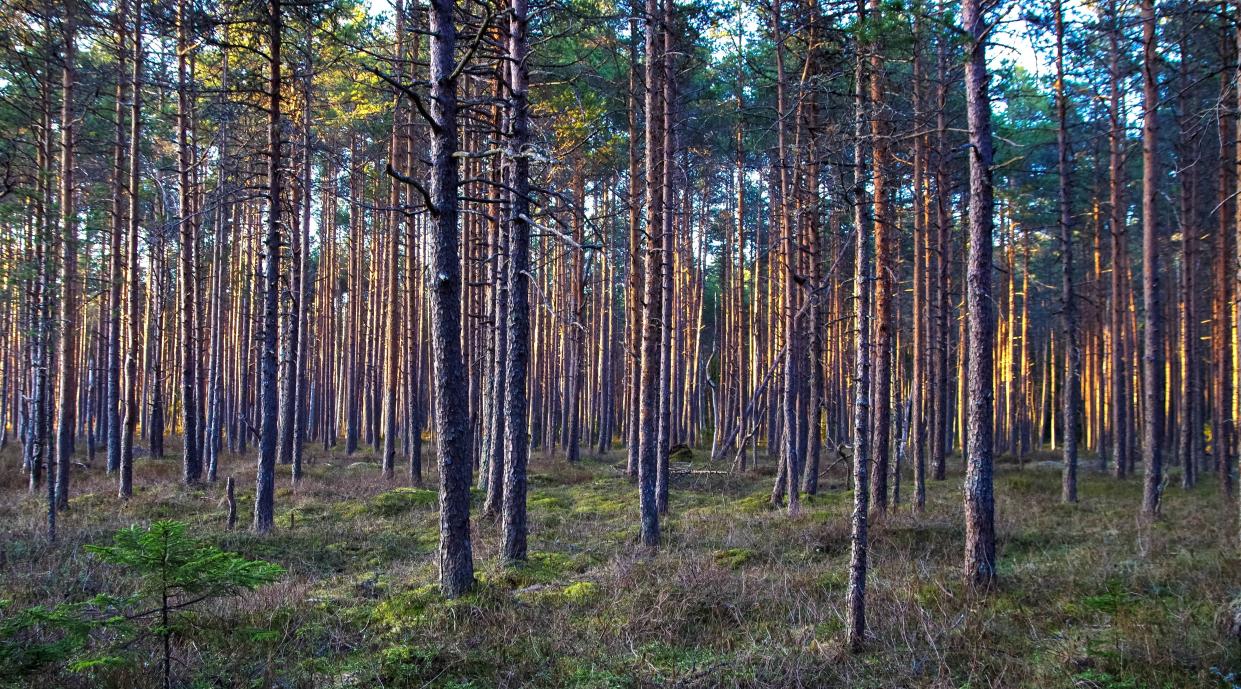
xmin=0 ymin=443 xmax=1237 ymax=688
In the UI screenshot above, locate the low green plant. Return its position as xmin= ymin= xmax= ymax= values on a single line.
xmin=712 ymin=548 xmax=756 ymax=570
xmin=366 ymin=487 xmax=439 ymax=516
xmin=0 ymin=596 xmax=125 ymax=680
xmin=0 ymin=520 xmax=284 ymax=688
xmin=561 ymin=581 xmax=600 ymax=602
xmin=90 ymin=520 xmax=284 ymax=687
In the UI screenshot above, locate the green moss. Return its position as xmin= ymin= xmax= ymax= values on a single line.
xmin=1081 ymin=587 xmax=1136 ymax=615
xmin=1004 ymin=474 xmax=1039 ymax=495
xmin=801 ymin=490 xmax=849 ymax=509
xmin=539 ymin=513 xmax=564 ymax=528
xmin=530 ymin=493 xmax=572 ymax=511
xmin=732 ymin=494 xmax=775 ymax=513
xmin=351 ymin=572 xmax=391 ymax=598
xmin=712 ymin=548 xmax=756 ymax=570
xmin=531 ymin=550 xmax=595 ymax=578
xmin=561 ymin=581 xmax=600 ymax=603
xmin=372 ymin=582 xmax=504 ymax=635
xmin=569 ymin=487 xmax=629 ymax=517
xmin=366 ymin=487 xmax=439 ymax=516
xmin=482 ymin=550 xmax=594 ymax=590
xmin=372 ymin=583 xmax=442 ymax=632
xmin=814 ymin=618 xmax=844 ymax=636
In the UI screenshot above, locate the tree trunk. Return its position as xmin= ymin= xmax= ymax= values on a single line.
xmin=382 ymin=4 xmax=406 ymax=481
xmin=427 ymin=0 xmax=475 ymax=595
xmin=253 ymin=0 xmax=282 ymax=534
xmin=910 ymin=7 xmax=926 ymax=510
xmin=962 ymin=0 xmax=997 ymax=588
xmin=626 ymin=16 xmax=642 ymax=477
xmin=177 ymin=0 xmax=201 ymax=485
xmin=1139 ymin=0 xmax=1163 ymax=518
xmin=846 ymin=9 xmax=871 ymax=648
xmin=105 ymin=0 xmax=130 ymax=478
xmin=867 ymin=0 xmax=893 ymax=516
xmin=656 ymin=21 xmax=674 ymax=515
xmin=53 ymin=5 xmax=78 ymax=518
xmin=931 ymin=13 xmax=950 ymax=482
xmin=1234 ymin=0 xmax=1241 ymax=540
xmin=1107 ymin=0 xmax=1129 ymax=479
xmin=501 ymin=0 xmax=533 ymax=561
xmin=771 ymin=0 xmax=800 ymax=516
xmin=1176 ymin=27 xmax=1198 ymax=490
xmin=1231 ymin=0 xmax=1241 ymax=538
xmin=637 ymin=0 xmax=663 ymax=546
xmin=1055 ymin=0 xmax=1079 ymax=504
xmin=118 ymin=0 xmax=142 ymax=499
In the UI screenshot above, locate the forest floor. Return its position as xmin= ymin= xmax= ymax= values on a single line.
xmin=1 ymin=443 xmax=1239 ymax=689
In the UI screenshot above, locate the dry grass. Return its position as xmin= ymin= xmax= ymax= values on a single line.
xmin=1 ymin=442 xmax=1238 ymax=688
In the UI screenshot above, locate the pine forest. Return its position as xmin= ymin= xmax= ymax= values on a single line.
xmin=0 ymin=0 xmax=1240 ymax=686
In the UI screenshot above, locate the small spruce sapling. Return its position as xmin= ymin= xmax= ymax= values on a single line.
xmin=84 ymin=520 xmax=285 ymax=688
xmin=0 ymin=520 xmax=283 ymax=687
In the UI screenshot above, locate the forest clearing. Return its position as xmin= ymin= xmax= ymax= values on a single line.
xmin=2 ymin=0 xmax=1241 ymax=684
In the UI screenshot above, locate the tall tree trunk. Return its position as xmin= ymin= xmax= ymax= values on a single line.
xmin=1055 ymin=0 xmax=1079 ymax=504
xmin=846 ymin=7 xmax=871 ymax=648
xmin=637 ymin=0 xmax=663 ymax=547
xmin=291 ymin=33 xmax=312 ymax=482
xmin=962 ymin=0 xmax=997 ymax=588
xmin=53 ymin=4 xmax=78 ymax=518
xmin=625 ymin=15 xmax=642 ymax=477
xmin=567 ymin=160 xmax=586 ymax=465
xmin=484 ymin=81 xmax=510 ymax=516
xmin=382 ymin=4 xmax=406 ymax=481
xmin=1234 ymin=0 xmax=1241 ymax=540
xmin=254 ymin=0 xmax=282 ymax=534
xmin=427 ymin=0 xmax=475 ymax=595
xmin=910 ymin=6 xmax=926 ymax=511
xmin=1214 ymin=61 xmax=1232 ymax=495
xmin=176 ymin=0 xmax=201 ymax=485
xmin=119 ymin=0 xmax=142 ymax=492
xmin=106 ymin=0 xmax=130 ymax=477
xmin=205 ymin=49 xmax=234 ymax=484
xmin=1176 ymin=27 xmax=1198 ymax=490
xmin=656 ymin=20 xmax=674 ymax=515
xmin=496 ymin=0 xmax=531 ymax=558
xmin=30 ymin=62 xmax=51 ymax=525
xmin=1107 ymin=0 xmax=1129 ymax=479
xmin=501 ymin=0 xmax=533 ymax=558
xmin=733 ymin=7 xmax=749 ymax=472
xmin=1139 ymin=0 xmax=1163 ymax=518
xmin=771 ymin=0 xmax=800 ymax=516
xmin=867 ymin=0 xmax=892 ymax=516
xmin=931 ymin=13 xmax=950 ymax=482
